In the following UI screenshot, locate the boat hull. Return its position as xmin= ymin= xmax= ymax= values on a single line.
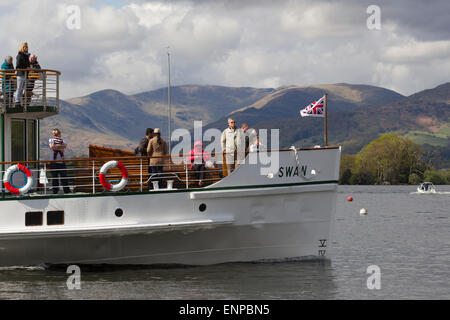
xmin=0 ymin=148 xmax=340 ymax=266
xmin=0 ymin=221 xmax=333 ymax=266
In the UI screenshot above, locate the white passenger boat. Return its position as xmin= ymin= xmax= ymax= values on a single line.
xmin=417 ymin=182 xmax=436 ymax=194
xmin=0 ymin=69 xmax=341 ymax=266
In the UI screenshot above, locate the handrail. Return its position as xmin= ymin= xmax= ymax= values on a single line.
xmin=0 ymin=68 xmax=61 ymax=74
xmin=0 ymin=146 xmax=339 ymax=197
xmin=1 ymin=69 xmax=60 ymax=113
xmin=0 ymin=158 xmax=224 ymax=197
xmin=0 ymin=147 xmax=339 ymax=165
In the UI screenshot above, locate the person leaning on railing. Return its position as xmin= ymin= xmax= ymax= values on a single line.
xmin=1 ymin=56 xmax=14 ymax=108
xmin=187 ymin=141 xmax=211 ymax=187
xmin=25 ymin=54 xmax=41 ymax=106
xmin=14 ymin=42 xmax=30 ymax=106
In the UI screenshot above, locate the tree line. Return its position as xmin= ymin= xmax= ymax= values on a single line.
xmin=339 ymin=134 xmax=450 ymax=185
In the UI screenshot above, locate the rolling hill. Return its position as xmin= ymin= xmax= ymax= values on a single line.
xmin=223 ymin=82 xmax=450 ymax=167
xmin=40 ymin=85 xmax=274 ymax=158
xmin=39 ymin=82 xmax=450 ymax=168
xmin=221 ymin=83 xmax=403 ymax=126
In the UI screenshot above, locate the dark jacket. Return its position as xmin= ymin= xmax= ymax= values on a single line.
xmin=16 ymin=52 xmax=30 ymax=76
xmin=135 ymin=137 xmax=149 ymax=156
xmin=27 ymin=61 xmax=41 ymax=91
xmin=30 ymin=61 xmax=41 ymax=70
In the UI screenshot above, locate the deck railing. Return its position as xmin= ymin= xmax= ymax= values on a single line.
xmin=0 ymin=154 xmax=224 ymax=198
xmin=0 ymin=69 xmax=60 ymax=113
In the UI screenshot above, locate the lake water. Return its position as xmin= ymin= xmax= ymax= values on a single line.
xmin=0 ymin=185 xmax=449 ymax=300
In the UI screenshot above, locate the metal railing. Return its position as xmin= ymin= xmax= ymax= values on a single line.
xmin=0 ymin=146 xmax=340 ymax=198
xmin=0 ymin=69 xmax=60 ymax=113
xmin=0 ymin=154 xmax=224 ymax=198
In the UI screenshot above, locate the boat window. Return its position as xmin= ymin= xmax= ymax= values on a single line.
xmin=26 ymin=119 xmax=37 ymax=161
xmin=11 ymin=119 xmax=37 ymax=163
xmin=11 ymin=119 xmax=25 ymax=162
xmin=47 ymin=210 xmax=64 ymax=225
xmin=25 ymin=211 xmax=43 ymax=226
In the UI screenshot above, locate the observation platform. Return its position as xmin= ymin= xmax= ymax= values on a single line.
xmin=0 ymin=68 xmax=60 ymax=118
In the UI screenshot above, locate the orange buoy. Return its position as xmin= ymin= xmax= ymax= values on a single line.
xmin=347 ymin=196 xmax=353 ymax=202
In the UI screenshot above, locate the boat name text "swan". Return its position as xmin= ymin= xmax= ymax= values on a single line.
xmin=278 ymin=165 xmax=307 ymax=178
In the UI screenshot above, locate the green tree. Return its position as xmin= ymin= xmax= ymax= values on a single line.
xmin=423 ymin=169 xmax=450 ymax=184
xmin=408 ymin=173 xmax=421 ymax=185
xmin=339 ymin=154 xmax=357 ymax=184
xmin=358 ymin=134 xmax=425 ymax=184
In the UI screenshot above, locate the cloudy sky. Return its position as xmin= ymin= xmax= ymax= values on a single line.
xmin=1 ymin=0 xmax=449 ymax=99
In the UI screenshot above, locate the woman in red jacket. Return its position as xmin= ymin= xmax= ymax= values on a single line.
xmin=187 ymin=141 xmax=211 ymax=186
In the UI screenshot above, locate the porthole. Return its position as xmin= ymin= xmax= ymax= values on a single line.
xmin=199 ymin=203 xmax=207 ymax=212
xmin=47 ymin=210 xmax=64 ymax=225
xmin=25 ymin=211 xmax=43 ymax=226
xmin=115 ymin=208 xmax=123 ymax=217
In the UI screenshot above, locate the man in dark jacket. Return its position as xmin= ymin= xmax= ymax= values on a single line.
xmin=27 ymin=54 xmax=41 ymax=90
xmin=25 ymin=54 xmax=41 ymax=106
xmin=135 ymin=128 xmax=153 ymax=156
xmin=14 ymin=42 xmax=30 ymax=105
xmin=135 ymin=128 xmax=154 ymax=189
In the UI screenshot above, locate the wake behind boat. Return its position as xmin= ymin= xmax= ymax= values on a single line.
xmin=416 ymin=182 xmax=436 ymax=194
xmin=0 ymin=69 xmax=341 ymax=266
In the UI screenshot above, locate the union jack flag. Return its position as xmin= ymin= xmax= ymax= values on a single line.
xmin=300 ymin=96 xmax=325 ymax=117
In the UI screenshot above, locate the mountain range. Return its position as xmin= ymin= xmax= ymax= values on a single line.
xmin=40 ymin=82 xmax=450 ymax=168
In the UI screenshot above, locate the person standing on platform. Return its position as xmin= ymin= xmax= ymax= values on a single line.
xmin=14 ymin=42 xmax=30 ymax=106
xmin=146 ymin=128 xmax=168 ymax=189
xmin=49 ymin=128 xmax=71 ymax=194
xmin=1 ymin=56 xmax=15 ymax=108
xmin=221 ymin=117 xmax=245 ymax=175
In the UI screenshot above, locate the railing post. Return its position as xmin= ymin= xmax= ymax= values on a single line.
xmin=24 ymin=75 xmax=28 ymax=112
xmin=56 ymin=72 xmax=59 ymax=111
xmin=1 ymin=113 xmax=4 ymax=199
xmin=42 ymin=71 xmax=47 ymax=111
xmin=43 ymin=164 xmax=47 ymax=195
xmin=140 ymin=158 xmax=143 ymax=192
xmin=185 ymin=162 xmax=189 ymax=189
xmin=92 ymin=160 xmax=95 ymax=194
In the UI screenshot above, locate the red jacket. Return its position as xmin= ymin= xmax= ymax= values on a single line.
xmin=187 ymin=148 xmax=210 ymax=169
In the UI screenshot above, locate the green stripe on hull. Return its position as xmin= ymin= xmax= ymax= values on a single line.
xmin=0 ymin=180 xmax=338 ymax=202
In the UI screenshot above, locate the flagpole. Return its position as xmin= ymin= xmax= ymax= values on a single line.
xmin=167 ymin=48 xmax=171 ymax=154
xmin=324 ymin=93 xmax=328 ymax=146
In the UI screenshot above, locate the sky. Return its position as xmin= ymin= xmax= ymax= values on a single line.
xmin=1 ymin=0 xmax=449 ymax=99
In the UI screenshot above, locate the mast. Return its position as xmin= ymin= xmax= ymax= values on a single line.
xmin=167 ymin=48 xmax=171 ymax=154
xmin=1 ymin=113 xmax=4 ymax=199
xmin=324 ymin=93 xmax=328 ymax=146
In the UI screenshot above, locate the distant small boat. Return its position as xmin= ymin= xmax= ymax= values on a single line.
xmin=417 ymin=182 xmax=436 ymax=194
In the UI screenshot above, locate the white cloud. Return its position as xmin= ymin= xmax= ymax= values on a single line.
xmin=382 ymin=40 xmax=450 ymax=63
xmin=0 ymin=0 xmax=449 ymax=99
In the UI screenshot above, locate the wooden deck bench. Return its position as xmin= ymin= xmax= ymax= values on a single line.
xmin=72 ymin=145 xmax=222 ymax=193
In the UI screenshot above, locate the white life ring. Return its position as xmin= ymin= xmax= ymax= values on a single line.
xmin=3 ymin=164 xmax=34 ymax=195
xmin=99 ymin=160 xmax=128 ymax=192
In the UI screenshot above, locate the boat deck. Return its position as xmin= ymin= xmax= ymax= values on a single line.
xmin=0 ymin=144 xmax=225 ymax=199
